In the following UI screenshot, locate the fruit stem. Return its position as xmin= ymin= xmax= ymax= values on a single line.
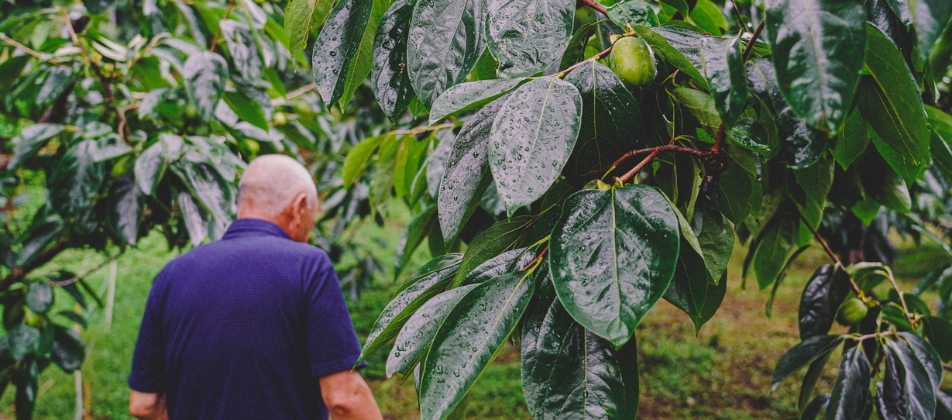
xmin=554 ymin=46 xmax=614 ymax=79
xmin=576 ymin=0 xmax=608 ymax=16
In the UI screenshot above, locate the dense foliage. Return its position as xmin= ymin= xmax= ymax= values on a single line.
xmin=0 ymin=0 xmax=403 ymax=416
xmin=283 ymin=0 xmax=952 ymax=417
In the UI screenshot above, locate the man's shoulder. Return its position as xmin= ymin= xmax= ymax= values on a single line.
xmin=165 ymin=236 xmax=332 ymax=272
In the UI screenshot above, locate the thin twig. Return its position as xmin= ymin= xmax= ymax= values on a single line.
xmin=710 ymin=123 xmax=726 ymax=154
xmin=0 ymin=33 xmax=68 ymax=66
xmin=883 ymin=266 xmax=916 ymax=328
xmin=555 ymin=46 xmax=614 ymax=79
xmin=395 ymin=123 xmax=455 ymax=136
xmin=0 ymin=239 xmax=69 ymax=290
xmin=116 ymin=102 xmax=139 ymax=142
xmin=209 ymin=0 xmax=238 ymax=53
xmin=741 ymin=18 xmax=765 ymax=63
xmin=792 ymin=203 xmax=864 ymax=295
xmin=599 ymin=144 xmax=707 ymax=178
xmin=51 ymin=253 xmax=123 ymax=287
xmin=576 ymin=0 xmax=607 ymax=16
xmin=944 ymin=363 xmax=952 ymax=372
xmin=617 ymin=149 xmax=661 ymax=184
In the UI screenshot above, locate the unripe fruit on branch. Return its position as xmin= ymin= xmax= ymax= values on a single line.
xmin=835 ymin=297 xmax=868 ymax=326
xmin=273 ymin=112 xmax=288 ymax=126
xmin=609 ymin=37 xmax=657 ymax=89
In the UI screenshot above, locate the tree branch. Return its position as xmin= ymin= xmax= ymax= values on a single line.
xmin=576 ymin=0 xmax=607 ymax=16
xmin=0 ymin=239 xmax=69 ymax=290
xmin=209 ymin=0 xmax=238 ymax=53
xmin=599 ymin=144 xmax=708 ymax=180
xmin=0 ymin=34 xmax=68 ymax=66
xmin=555 ymin=45 xmax=614 ymax=79
xmin=522 ymin=246 xmax=549 ymax=271
xmin=617 ymin=149 xmax=661 ymax=184
xmin=51 ymin=252 xmax=123 ymax=287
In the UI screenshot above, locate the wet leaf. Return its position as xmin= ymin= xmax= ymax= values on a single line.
xmin=182 ymin=52 xmax=228 ymax=121
xmin=430 ymin=78 xmax=527 ymax=124
xmin=312 ymin=0 xmax=374 ymax=106
xmin=798 ymin=265 xmax=851 ymax=341
xmin=699 ymin=34 xmax=747 ymax=128
xmin=825 ymin=345 xmax=870 ymax=420
xmin=486 ymin=0 xmax=574 ymax=77
xmin=372 ymin=0 xmax=417 ymax=121
xmin=549 ymin=185 xmax=680 ymax=348
xmin=772 ymin=334 xmax=847 ymax=391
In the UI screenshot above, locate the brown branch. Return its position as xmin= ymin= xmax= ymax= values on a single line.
xmin=741 ymin=18 xmax=765 ymax=63
xmin=209 ymin=0 xmax=238 ymax=53
xmin=617 ymin=150 xmax=661 ymax=184
xmin=710 ymin=123 xmax=726 ymax=154
xmin=116 ymin=102 xmax=139 ymax=142
xmin=576 ymin=0 xmax=608 ymax=16
xmin=0 ymin=239 xmax=69 ymax=290
xmin=0 ymin=34 xmax=68 ymax=66
xmin=792 ymin=203 xmax=864 ymax=294
xmin=944 ymin=363 xmax=952 ymax=372
xmin=599 ymin=144 xmax=707 ymax=178
xmin=51 ymin=253 xmax=123 ymax=287
xmin=555 ymin=45 xmax=614 ymax=79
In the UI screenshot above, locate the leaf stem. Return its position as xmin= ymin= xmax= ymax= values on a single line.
xmin=852 ymin=331 xmax=895 ymax=342
xmin=522 ymin=246 xmax=549 ymax=271
xmin=741 ymin=18 xmax=765 ymax=63
xmin=576 ymin=0 xmax=608 ymax=16
xmin=882 ymin=265 xmax=916 ymax=328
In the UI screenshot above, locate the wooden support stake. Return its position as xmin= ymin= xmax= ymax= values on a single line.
xmin=104 ymin=260 xmax=118 ymax=330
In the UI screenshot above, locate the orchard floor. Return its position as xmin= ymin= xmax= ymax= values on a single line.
xmin=2 ymin=212 xmax=949 ymax=419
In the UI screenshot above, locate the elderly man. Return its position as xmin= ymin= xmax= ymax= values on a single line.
xmin=128 ymin=155 xmax=382 ymax=420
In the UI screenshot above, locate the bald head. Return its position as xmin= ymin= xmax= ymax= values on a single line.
xmin=238 ymin=154 xmax=317 ymax=216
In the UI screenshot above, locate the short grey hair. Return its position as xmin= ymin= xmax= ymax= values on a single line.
xmin=237 ymin=154 xmax=318 ymax=217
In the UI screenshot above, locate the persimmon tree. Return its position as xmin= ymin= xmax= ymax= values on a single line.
xmin=0 ymin=0 xmax=398 ymax=416
xmin=288 ymin=0 xmax=952 ymax=417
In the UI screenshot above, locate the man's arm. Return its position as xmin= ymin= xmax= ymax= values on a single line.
xmin=129 ymin=390 xmax=168 ymax=420
xmin=319 ymin=370 xmax=383 ymax=420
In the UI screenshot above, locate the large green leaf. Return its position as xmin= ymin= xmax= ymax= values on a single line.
xmin=284 ymin=0 xmax=334 ymax=64
xmin=911 ymin=0 xmax=952 ymax=61
xmin=451 ymin=216 xmax=534 ymax=286
xmin=25 ymin=282 xmax=52 ymax=315
xmin=751 ymin=209 xmax=798 ymax=290
xmin=419 ymin=270 xmax=535 ymax=419
xmin=549 ymin=185 xmax=680 ymax=348
xmin=558 ymin=20 xmax=598 ymax=71
xmin=343 ymin=133 xmax=391 ymax=187
xmin=182 ymin=52 xmax=228 ymax=121
xmin=858 ymin=25 xmax=930 ymax=183
xmin=7 ymin=325 xmax=40 ymax=360
xmin=172 ymin=160 xmax=234 ymax=233
xmin=9 ymin=124 xmax=65 ymax=170
xmin=407 ymin=0 xmax=486 ymax=108
xmin=49 ymin=141 xmax=107 ymax=218
xmin=563 ymin=60 xmax=649 ymax=178
xmin=763 ymin=0 xmax=866 ymax=132
xmin=699 ymin=35 xmax=746 ymax=129
xmin=793 ymin=150 xmax=834 ymax=204
xmin=50 ymin=326 xmax=84 ymax=373
xmin=709 ymin=138 xmax=755 ymax=224
xmin=372 ymin=0 xmax=416 ymax=121
xmin=663 ymin=235 xmax=716 ymax=334
xmin=489 ymin=77 xmax=582 ymax=214
xmin=223 ymin=90 xmax=268 ymax=131
xmin=858 ymin=146 xmax=911 ymax=212
xmin=16 ymin=206 xmax=64 ymax=268
xmin=898 ymin=332 xmax=943 ymax=391
xmin=772 ymin=334 xmax=847 ymax=391
xmin=693 ymin=207 xmax=733 ymax=281
xmin=359 ymin=255 xmax=461 ymax=362
xmin=922 ymin=316 xmax=952 ymax=362
xmin=746 ymin=58 xmax=827 ymax=168
xmin=312 ymin=0 xmax=374 ymax=106
xmin=486 ymin=0 xmax=574 ymax=77
xmin=825 ymin=345 xmax=870 ymax=420
xmin=339 ymin=0 xmax=390 ymax=108
xmin=107 ymin=172 xmax=143 ymax=246
xmin=882 ymin=337 xmax=936 ymax=419
xmin=14 ymin=358 xmax=37 ymax=420
xmin=438 ymin=97 xmax=507 ymax=247
xmin=798 ymin=265 xmax=851 ymax=341
xmin=386 ymin=284 xmax=477 ymax=376
xmin=835 ymin=111 xmax=869 ymax=169
xmin=430 ymin=78 xmax=527 ymax=124
xmin=606 ymin=0 xmax=659 ymax=28
xmin=134 ymin=133 xmax=182 ymax=196
xmin=521 ymin=277 xmax=639 ymax=419
xmin=629 ymin=25 xmax=706 ymax=87
xmin=927 ymin=106 xmax=952 ymax=180
xmin=220 ymin=21 xmax=262 ymax=81
xmin=673 ymin=87 xmax=720 ymax=132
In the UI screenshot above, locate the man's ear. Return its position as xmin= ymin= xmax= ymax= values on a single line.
xmin=291 ymin=193 xmax=309 ymax=224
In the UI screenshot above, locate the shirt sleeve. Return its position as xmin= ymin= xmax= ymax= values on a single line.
xmin=304 ymin=252 xmax=366 ymax=377
xmin=128 ymin=271 xmax=168 ymax=393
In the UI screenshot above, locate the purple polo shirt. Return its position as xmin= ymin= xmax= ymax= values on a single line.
xmin=129 ymin=218 xmax=364 ymax=419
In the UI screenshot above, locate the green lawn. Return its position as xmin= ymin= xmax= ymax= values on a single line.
xmin=3 ymin=210 xmax=948 ymax=419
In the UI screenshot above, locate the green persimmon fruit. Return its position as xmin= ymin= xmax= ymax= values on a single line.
xmin=835 ymin=298 xmax=868 ymax=326
xmin=609 ymin=37 xmax=657 ymax=89
xmin=273 ymin=112 xmax=288 ymax=126
xmin=574 ymin=6 xmax=598 ymax=30
xmin=243 ymin=139 xmax=260 ymax=155
xmin=185 ymin=103 xmax=199 ymax=119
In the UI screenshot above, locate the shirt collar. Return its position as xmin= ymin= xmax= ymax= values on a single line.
xmin=222 ymin=218 xmax=292 ymax=240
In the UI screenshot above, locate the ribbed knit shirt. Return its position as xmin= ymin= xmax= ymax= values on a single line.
xmin=128 ymin=218 xmax=364 ymax=419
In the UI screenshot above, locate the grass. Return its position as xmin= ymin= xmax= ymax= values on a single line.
xmin=1 ymin=201 xmax=949 ymax=419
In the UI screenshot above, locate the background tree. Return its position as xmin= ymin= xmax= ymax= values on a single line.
xmin=286 ymin=0 xmax=952 ymax=418
xmin=0 ymin=0 xmax=404 ymax=416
